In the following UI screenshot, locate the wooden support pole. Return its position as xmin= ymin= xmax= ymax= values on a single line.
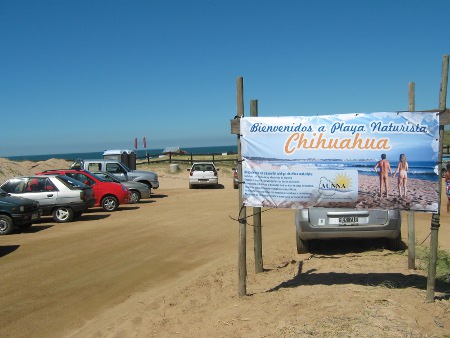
xmin=426 ymin=55 xmax=449 ymax=302
xmin=236 ymin=77 xmax=247 ymax=297
xmin=408 ymin=82 xmax=416 ymax=270
xmin=250 ymin=100 xmax=263 ymax=273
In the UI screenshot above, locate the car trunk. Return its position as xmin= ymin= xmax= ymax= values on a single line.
xmin=308 ymin=208 xmax=389 ymax=227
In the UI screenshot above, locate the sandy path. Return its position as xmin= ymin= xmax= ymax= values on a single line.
xmin=0 ymin=166 xmax=449 ymax=337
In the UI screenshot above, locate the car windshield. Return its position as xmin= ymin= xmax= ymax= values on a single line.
xmin=81 ymin=170 xmax=107 ymax=182
xmin=94 ymin=172 xmax=120 ymax=183
xmin=120 ymin=163 xmax=132 ymax=172
xmin=56 ymin=175 xmax=87 ymax=188
xmin=192 ymin=164 xmax=215 ymax=171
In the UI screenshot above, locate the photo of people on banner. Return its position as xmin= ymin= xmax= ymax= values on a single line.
xmin=240 ymin=112 xmax=439 ymax=212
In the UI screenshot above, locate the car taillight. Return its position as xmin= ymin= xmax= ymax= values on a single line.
xmin=214 ymin=171 xmax=217 ymax=176
xmin=190 ymin=172 xmax=193 ymax=176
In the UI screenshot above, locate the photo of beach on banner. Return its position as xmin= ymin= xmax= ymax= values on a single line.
xmin=242 ymin=158 xmax=439 ymax=212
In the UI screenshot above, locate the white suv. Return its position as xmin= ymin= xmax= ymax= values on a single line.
xmin=187 ymin=162 xmax=219 ymax=189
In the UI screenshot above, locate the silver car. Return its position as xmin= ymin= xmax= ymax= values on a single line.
xmin=295 ymin=208 xmax=402 ymax=253
xmin=187 ymin=162 xmax=219 ymax=189
xmin=92 ymin=171 xmax=151 ymax=203
xmin=1 ymin=175 xmax=95 ymax=223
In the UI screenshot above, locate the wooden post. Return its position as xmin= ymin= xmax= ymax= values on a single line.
xmin=236 ymin=77 xmax=247 ymax=297
xmin=426 ymin=54 xmax=449 ymax=302
xmin=408 ymin=82 xmax=416 ymax=270
xmin=250 ymin=100 xmax=263 ymax=273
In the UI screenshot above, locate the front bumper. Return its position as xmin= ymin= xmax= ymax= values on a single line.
xmin=12 ymin=210 xmax=42 ymax=225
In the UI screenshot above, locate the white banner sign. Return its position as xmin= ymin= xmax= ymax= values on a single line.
xmin=240 ymin=112 xmax=440 ymax=212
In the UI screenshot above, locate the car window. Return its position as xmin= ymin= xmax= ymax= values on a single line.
xmin=95 ymin=173 xmax=109 ymax=181
xmin=106 ymin=163 xmax=122 ymax=173
xmin=42 ymin=178 xmax=57 ymax=191
xmin=27 ymin=177 xmax=50 ymax=192
xmin=87 ymin=163 xmax=101 ymax=171
xmin=192 ymin=164 xmax=215 ymax=171
xmin=66 ymin=173 xmax=95 ymax=186
xmin=56 ymin=175 xmax=86 ymax=189
xmin=2 ymin=179 xmax=27 ymax=193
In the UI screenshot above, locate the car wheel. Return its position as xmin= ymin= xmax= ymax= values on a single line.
xmin=52 ymin=206 xmax=74 ymax=223
xmin=233 ymin=183 xmax=238 ymax=189
xmin=0 ymin=215 xmax=14 ymax=235
xmin=387 ymin=232 xmax=402 ymax=251
xmin=101 ymin=196 xmax=119 ymax=211
xmin=129 ymin=190 xmax=141 ymax=203
xmin=296 ymin=235 xmax=309 ymax=254
xmin=189 ymin=183 xmax=193 ymax=189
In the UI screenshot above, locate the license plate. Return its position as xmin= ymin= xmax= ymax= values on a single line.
xmin=31 ymin=213 xmax=39 ymax=220
xmin=198 ymin=179 xmax=208 ymax=182
xmin=339 ymin=216 xmax=359 ymax=226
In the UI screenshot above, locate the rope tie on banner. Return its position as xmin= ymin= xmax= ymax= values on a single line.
xmin=229 ymin=204 xmax=273 ymax=227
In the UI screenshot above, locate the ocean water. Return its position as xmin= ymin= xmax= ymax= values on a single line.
xmin=5 ymin=145 xmax=238 ymax=162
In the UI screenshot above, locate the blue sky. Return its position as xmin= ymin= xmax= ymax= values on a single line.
xmin=1 ymin=1 xmax=449 ymax=157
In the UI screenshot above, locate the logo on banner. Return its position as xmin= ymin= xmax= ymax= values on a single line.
xmin=319 ymin=173 xmax=354 ymax=197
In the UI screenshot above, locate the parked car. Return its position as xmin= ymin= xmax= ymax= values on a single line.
xmin=36 ymin=169 xmax=130 ymax=212
xmin=0 ymin=188 xmax=41 ymax=235
xmin=232 ymin=167 xmax=239 ymax=189
xmin=1 ymin=175 xmax=95 ymax=223
xmin=70 ymin=159 xmax=159 ymax=190
xmin=295 ymin=208 xmax=402 ymax=253
xmin=187 ymin=162 xmax=219 ymax=189
xmin=92 ymin=171 xmax=151 ymax=203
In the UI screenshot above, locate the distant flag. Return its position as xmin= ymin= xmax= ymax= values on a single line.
xmin=143 ymin=137 xmax=147 ymax=148
xmin=134 ymin=138 xmax=138 ymax=149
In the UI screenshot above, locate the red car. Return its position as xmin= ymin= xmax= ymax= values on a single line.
xmin=37 ymin=169 xmax=130 ymax=212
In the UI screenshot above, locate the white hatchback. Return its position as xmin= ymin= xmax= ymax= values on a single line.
xmin=187 ymin=162 xmax=219 ymax=189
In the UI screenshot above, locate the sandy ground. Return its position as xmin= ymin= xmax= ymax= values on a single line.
xmin=0 ymin=158 xmax=449 ymax=337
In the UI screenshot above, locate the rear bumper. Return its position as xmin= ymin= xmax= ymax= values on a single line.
xmin=189 ymin=178 xmax=219 ymax=186
xmin=296 ymin=208 xmax=401 ymax=240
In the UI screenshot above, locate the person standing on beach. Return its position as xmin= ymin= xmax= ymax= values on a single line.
xmin=392 ymin=154 xmax=409 ymax=197
xmin=374 ymin=153 xmax=392 ymax=197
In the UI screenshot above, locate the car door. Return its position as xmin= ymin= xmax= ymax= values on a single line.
xmin=105 ymin=163 xmax=128 ymax=181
